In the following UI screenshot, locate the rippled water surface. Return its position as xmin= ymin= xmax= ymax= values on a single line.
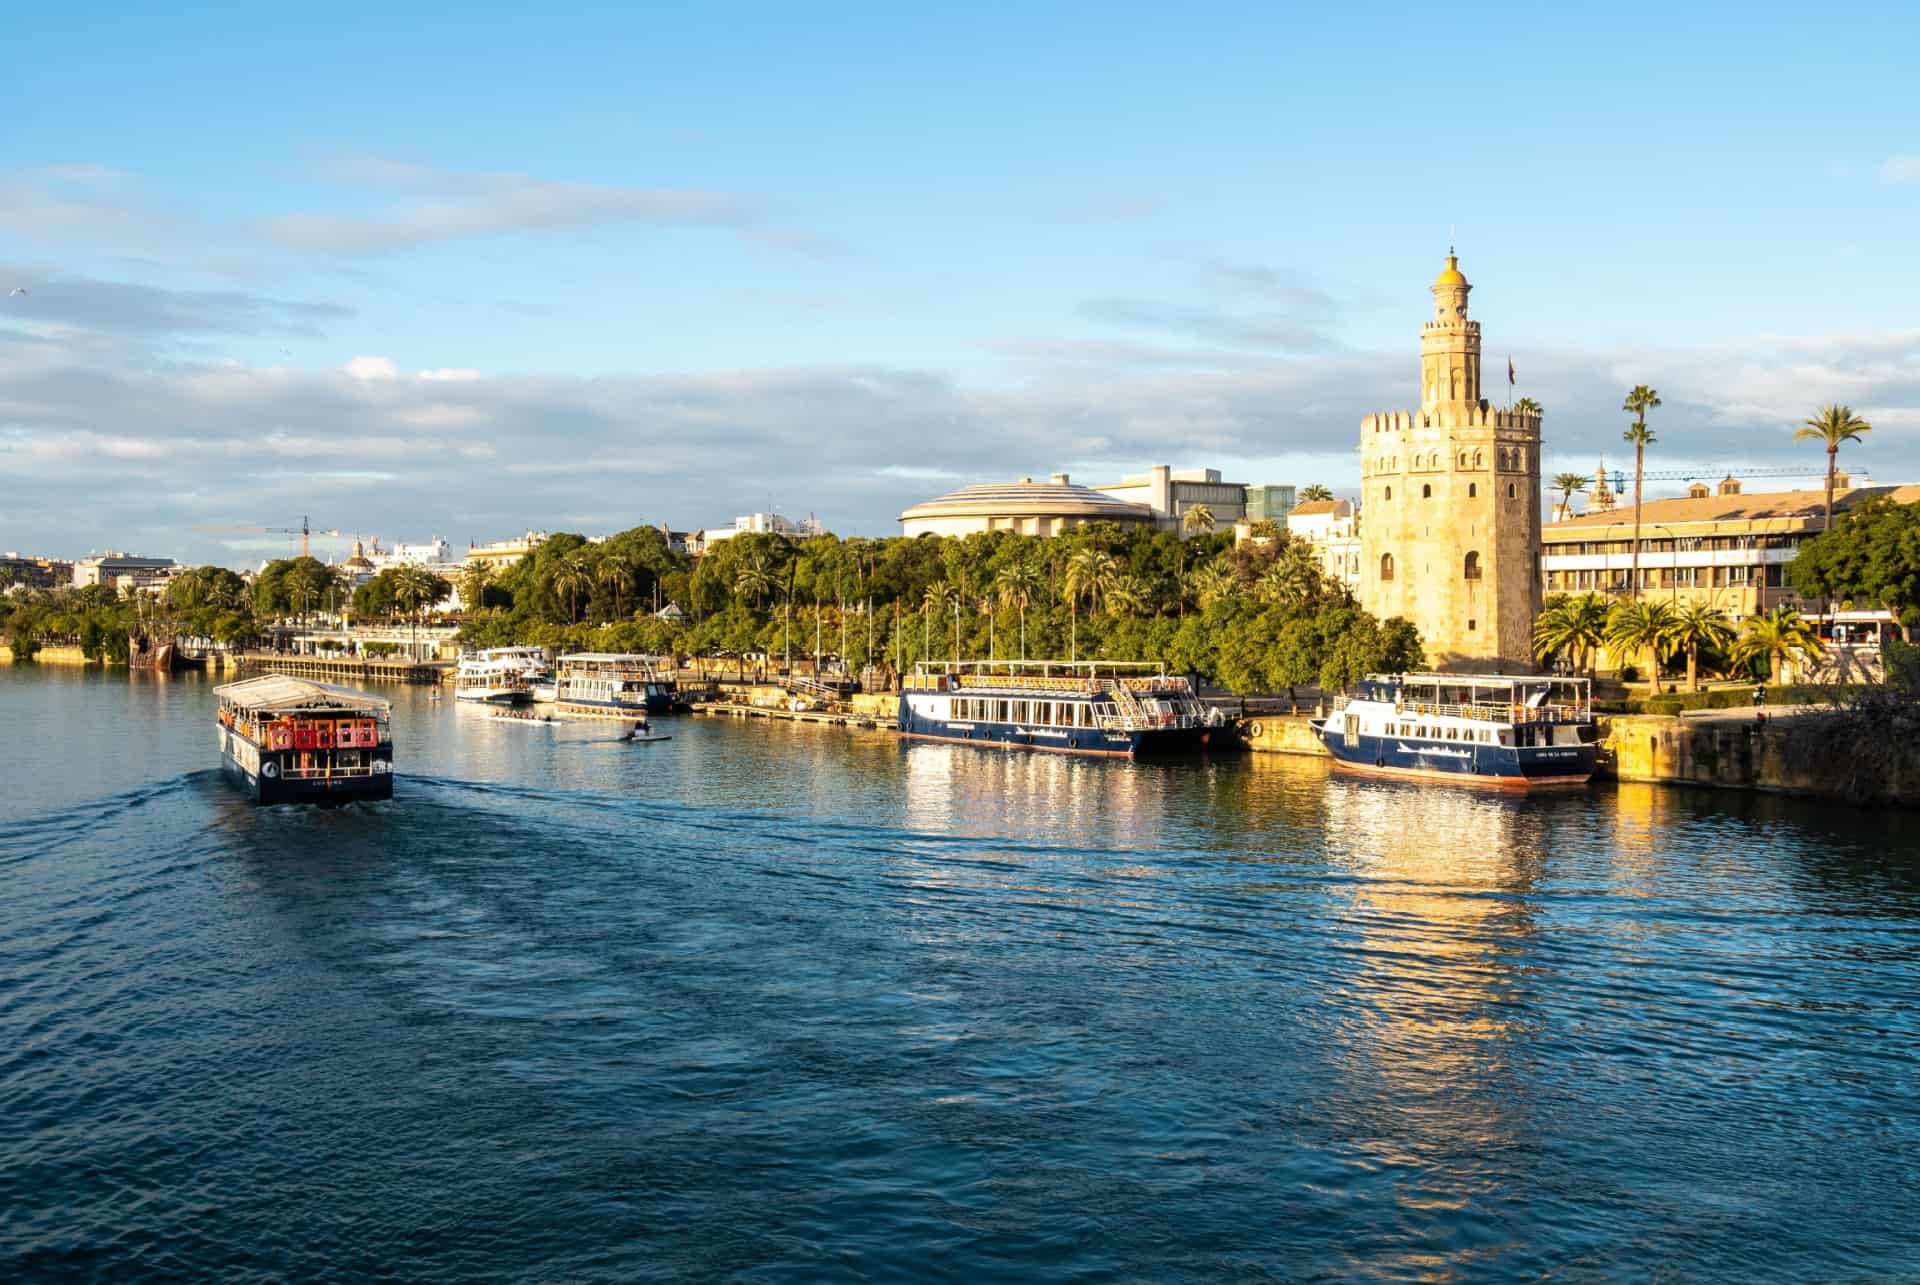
xmin=3 ymin=666 xmax=1918 ymax=1280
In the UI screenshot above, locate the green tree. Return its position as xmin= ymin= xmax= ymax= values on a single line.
xmin=1621 ymin=384 xmax=1661 ymax=600
xmin=732 ymin=548 xmax=775 ymax=610
xmin=993 ymin=557 xmax=1043 ymax=658
xmin=1187 ymin=561 xmax=1237 ymax=609
xmin=1787 ymin=497 xmax=1920 ymax=640
xmin=1793 ymin=404 xmax=1872 ymax=531
xmin=390 ymin=564 xmax=450 ymax=657
xmin=596 ymin=553 xmax=636 ymax=620
xmin=552 ymin=555 xmax=595 ymax=624
xmin=1105 ymin=573 xmax=1150 ymax=618
xmin=1515 ymin=397 xmax=1544 ymax=416
xmin=459 ymin=560 xmax=495 ymax=615
xmin=1606 ymin=599 xmax=1675 ymax=683
xmin=1180 ymin=504 xmax=1216 ymax=537
xmin=1551 ymin=470 xmax=1588 ymax=518
xmin=1063 ymin=547 xmax=1119 ymax=615
xmin=1734 ymin=606 xmax=1823 ymax=684
xmin=1661 ymin=603 xmax=1735 ymax=693
xmin=1533 ymin=593 xmax=1610 ymax=677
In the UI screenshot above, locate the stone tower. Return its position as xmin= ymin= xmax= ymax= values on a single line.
xmin=1359 ymin=252 xmax=1542 ymax=671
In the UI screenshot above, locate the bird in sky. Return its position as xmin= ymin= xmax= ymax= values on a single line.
xmin=7 ymin=287 xmax=25 ymax=296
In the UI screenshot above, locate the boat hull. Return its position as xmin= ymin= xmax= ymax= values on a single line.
xmin=219 ymin=744 xmax=394 ymax=804
xmin=898 ymin=700 xmax=1214 ymax=758
xmin=1309 ymin=720 xmax=1594 ymax=787
xmin=456 ymin=688 xmax=530 ymax=705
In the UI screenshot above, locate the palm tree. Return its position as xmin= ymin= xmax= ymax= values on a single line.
xmin=1254 ymin=543 xmax=1320 ymax=608
xmin=552 ymin=555 xmax=594 ymax=624
xmin=1180 ymin=504 xmax=1216 ymax=537
xmin=1105 ymin=573 xmax=1149 ymax=618
xmin=596 ymin=554 xmax=635 ymax=620
xmin=1661 ymin=603 xmax=1735 ymax=693
xmin=1794 ymin=404 xmax=1872 ymax=531
xmin=1299 ymin=483 xmax=1334 ymax=502
xmin=993 ymin=558 xmax=1043 ymax=658
xmin=1733 ymin=606 xmax=1823 ymax=685
xmin=1606 ymin=599 xmax=1675 ymax=685
xmin=732 ymin=550 xmax=774 ymax=609
xmin=1187 ymin=561 xmax=1237 ymax=609
xmin=459 ymin=560 xmax=493 ymax=616
xmin=1532 ymin=593 xmax=1610 ymax=678
xmin=1622 ymin=385 xmax=1661 ymax=600
xmin=1551 ymin=471 xmax=1589 ymax=519
xmin=390 ymin=564 xmax=446 ymax=658
xmin=1063 ymin=547 xmax=1119 ymax=614
xmin=1515 ymin=397 xmax=1544 ymax=416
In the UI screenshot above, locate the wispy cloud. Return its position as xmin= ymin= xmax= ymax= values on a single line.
xmin=1078 ymin=296 xmax=1340 ymax=353
xmin=0 ymin=266 xmax=350 ymax=337
xmin=1879 ymin=153 xmax=1920 ymax=184
xmin=259 ymin=155 xmax=773 ymax=255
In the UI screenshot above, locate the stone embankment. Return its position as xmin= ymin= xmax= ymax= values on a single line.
xmin=0 ymin=645 xmax=94 ymax=665
xmin=1235 ymin=710 xmax=1918 ymax=805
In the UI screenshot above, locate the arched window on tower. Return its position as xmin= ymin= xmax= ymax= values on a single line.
xmin=1464 ymin=551 xmax=1482 ymax=580
xmin=1468 ymin=483 xmax=1477 ymax=498
xmin=1473 ymin=449 xmax=1484 ymax=468
xmin=1384 ymin=486 xmax=1392 ymax=501
xmin=1422 ymin=483 xmax=1432 ymax=498
xmin=1380 ymin=553 xmax=1395 ymax=582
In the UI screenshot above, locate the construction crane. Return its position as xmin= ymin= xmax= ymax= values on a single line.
xmin=195 ymin=516 xmax=342 ymax=558
xmin=1589 ymin=465 xmax=1867 ymax=496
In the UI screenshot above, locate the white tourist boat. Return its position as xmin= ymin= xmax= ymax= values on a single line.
xmin=474 ymin=645 xmax=557 ymax=701
xmin=1310 ymin=673 xmax=1598 ymax=787
xmin=454 ymin=653 xmax=533 ymax=704
xmin=555 ymin=653 xmax=683 ymax=716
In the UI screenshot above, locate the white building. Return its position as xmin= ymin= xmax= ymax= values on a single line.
xmin=72 ymin=553 xmax=177 ymax=591
xmin=694 ymin=512 xmax=825 ymax=552
xmin=1285 ymin=499 xmax=1363 ymax=594
xmin=1091 ymin=465 xmax=1249 ymax=535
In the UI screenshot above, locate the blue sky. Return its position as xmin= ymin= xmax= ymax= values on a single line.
xmin=3 ymin=1 xmax=1917 ymax=564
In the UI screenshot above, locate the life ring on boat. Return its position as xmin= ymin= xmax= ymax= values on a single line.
xmin=1246 ymin=720 xmax=1264 ymax=738
xmin=261 ymin=760 xmax=279 ymax=778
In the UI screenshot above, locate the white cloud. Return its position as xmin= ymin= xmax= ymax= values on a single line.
xmin=1879 ymin=154 xmax=1920 ymax=184
xmin=343 ymin=355 xmax=398 ymax=380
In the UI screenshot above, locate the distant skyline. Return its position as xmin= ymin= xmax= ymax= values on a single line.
xmin=3 ymin=2 xmax=1917 ymax=566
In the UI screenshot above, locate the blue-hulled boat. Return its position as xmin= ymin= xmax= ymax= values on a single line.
xmin=1311 ymin=673 xmax=1597 ymax=788
xmin=897 ymin=660 xmax=1225 ymax=758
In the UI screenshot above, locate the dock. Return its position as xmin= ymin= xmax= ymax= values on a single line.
xmin=691 ymin=697 xmax=893 ymax=731
xmin=237 ymin=652 xmax=451 ymax=686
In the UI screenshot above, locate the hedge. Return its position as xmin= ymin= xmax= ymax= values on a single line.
xmin=1601 ymin=683 xmax=1856 ymax=716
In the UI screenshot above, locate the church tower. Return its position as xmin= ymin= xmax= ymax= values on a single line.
xmin=1359 ymin=253 xmax=1542 ymax=671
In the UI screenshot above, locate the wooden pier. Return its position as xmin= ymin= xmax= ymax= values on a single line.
xmin=691 ymin=700 xmax=892 ymax=731
xmin=237 ymin=652 xmax=452 ymax=686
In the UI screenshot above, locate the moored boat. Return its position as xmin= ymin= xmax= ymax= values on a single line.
xmin=1310 ymin=672 xmax=1597 ymax=787
xmin=897 ymin=660 xmax=1224 ymax=758
xmin=454 ymin=653 xmax=533 ymax=704
xmin=555 ymin=653 xmax=683 ymax=716
xmin=214 ymin=675 xmax=393 ymax=804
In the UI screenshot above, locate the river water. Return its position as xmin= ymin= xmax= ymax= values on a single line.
xmin=2 ymin=665 xmax=1917 ymax=1280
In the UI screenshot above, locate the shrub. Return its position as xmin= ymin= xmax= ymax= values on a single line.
xmin=1618 ymin=665 xmax=1640 ymax=683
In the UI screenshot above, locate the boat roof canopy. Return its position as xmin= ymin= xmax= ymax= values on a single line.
xmin=913 ymin=659 xmax=1169 ymax=673
xmin=558 ymin=652 xmax=671 ymax=664
xmin=1375 ymin=672 xmax=1590 ymax=691
xmin=214 ymin=675 xmax=391 ymax=714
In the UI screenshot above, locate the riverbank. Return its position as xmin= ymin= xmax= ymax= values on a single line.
xmin=0 ymin=645 xmax=96 ymax=666
xmin=1238 ymin=710 xmax=1919 ymax=806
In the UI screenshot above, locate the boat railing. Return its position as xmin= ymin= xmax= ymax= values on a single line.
xmin=1349 ymin=696 xmax=1592 ymax=724
xmin=281 ymin=760 xmax=380 ymax=781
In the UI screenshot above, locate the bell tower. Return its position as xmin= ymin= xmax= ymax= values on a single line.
xmin=1359 ymin=252 xmax=1543 ymax=671
xmin=1421 ymin=251 xmax=1480 ymax=408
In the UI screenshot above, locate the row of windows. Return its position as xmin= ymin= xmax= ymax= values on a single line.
xmin=1381 ymin=483 xmax=1519 ymax=501
xmin=951 ymin=697 xmax=1103 ymax=728
xmin=1380 ymin=721 xmax=1505 ymax=745
xmin=1378 ymin=552 xmax=1482 ymax=582
xmin=1550 ymin=534 xmax=1808 ymax=557
xmin=1370 ymin=447 xmax=1532 ymax=474
xmin=1545 ymin=566 xmax=1790 ymax=591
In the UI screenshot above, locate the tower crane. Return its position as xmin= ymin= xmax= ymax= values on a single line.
xmin=195 ymin=516 xmax=342 ymax=558
xmin=1591 ymin=465 xmax=1868 ymax=497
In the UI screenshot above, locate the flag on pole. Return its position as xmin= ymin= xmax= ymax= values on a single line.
xmin=1508 ymin=356 xmax=1515 ymax=387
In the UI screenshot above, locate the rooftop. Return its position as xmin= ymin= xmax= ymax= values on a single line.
xmin=1546 ymin=485 xmax=1920 ymax=532
xmin=1286 ymin=499 xmax=1344 ymax=517
xmin=213 ymin=675 xmax=391 ymax=713
xmin=901 ymin=476 xmax=1154 ymax=523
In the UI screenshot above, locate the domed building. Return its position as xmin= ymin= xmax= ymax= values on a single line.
xmin=899 ymin=473 xmax=1155 ymax=538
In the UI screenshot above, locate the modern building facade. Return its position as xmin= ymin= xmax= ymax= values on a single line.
xmin=1359 ymin=253 xmax=1543 ymax=670
xmin=1090 ymin=465 xmax=1248 ymax=535
xmin=899 ymin=475 xmax=1155 ymax=538
xmin=695 ymin=512 xmax=825 ymax=552
xmin=1244 ymin=485 xmax=1298 ymax=524
xmin=1541 ymin=482 xmax=1920 ymax=622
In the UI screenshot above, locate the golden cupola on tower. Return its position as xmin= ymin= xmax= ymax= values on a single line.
xmin=1358 ymin=251 xmax=1544 ymax=672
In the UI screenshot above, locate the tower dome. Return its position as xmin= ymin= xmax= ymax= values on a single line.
xmin=1434 ymin=252 xmax=1468 ymax=287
